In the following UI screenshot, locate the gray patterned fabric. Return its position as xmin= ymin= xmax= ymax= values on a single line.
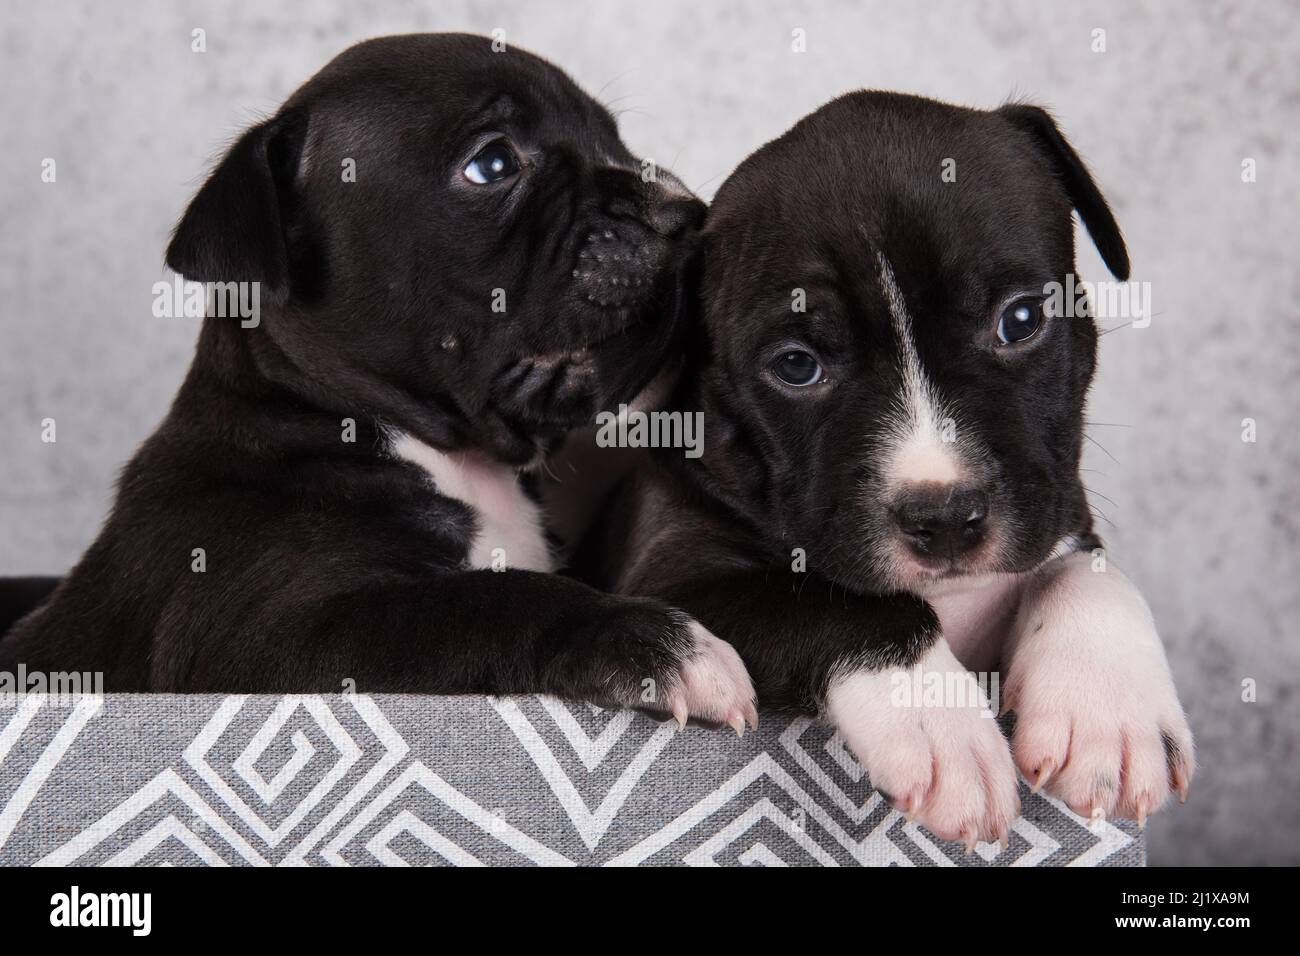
xmin=0 ymin=694 xmax=1143 ymax=866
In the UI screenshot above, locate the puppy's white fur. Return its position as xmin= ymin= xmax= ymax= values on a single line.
xmin=920 ymin=571 xmax=1028 ymax=673
xmin=1001 ymin=550 xmax=1194 ymax=820
xmin=826 ymin=639 xmax=1020 ymax=845
xmin=875 ymin=254 xmax=967 ymax=489
xmin=831 ymin=545 xmax=1194 ymax=836
xmin=664 ymin=621 xmax=758 ymax=731
xmin=389 ymin=430 xmax=554 ymax=572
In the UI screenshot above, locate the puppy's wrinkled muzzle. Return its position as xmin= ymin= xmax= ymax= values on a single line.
xmin=569 ymin=166 xmax=703 ymax=311
xmin=573 ymin=227 xmax=658 ymax=308
xmin=572 ymin=198 xmax=702 ymax=309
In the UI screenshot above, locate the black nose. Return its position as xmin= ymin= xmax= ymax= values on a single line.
xmin=891 ymin=486 xmax=990 ymax=561
xmin=645 ymin=197 xmax=706 ymax=238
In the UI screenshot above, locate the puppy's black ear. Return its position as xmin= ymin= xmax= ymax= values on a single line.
xmin=165 ymin=109 xmax=307 ymax=305
xmin=998 ymin=104 xmax=1130 ymax=280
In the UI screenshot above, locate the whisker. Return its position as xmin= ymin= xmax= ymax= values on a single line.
xmin=1088 ymin=505 xmax=1116 ymax=530
xmin=1084 ymin=433 xmax=1121 ymax=465
xmin=1083 ymin=484 xmax=1120 ymax=509
xmin=603 ymin=92 xmax=645 ymax=109
xmin=595 ymin=69 xmax=638 ymax=102
xmin=692 ymin=168 xmax=729 ymax=193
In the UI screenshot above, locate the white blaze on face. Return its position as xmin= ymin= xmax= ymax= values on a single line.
xmin=875 ymin=253 xmax=966 ymax=489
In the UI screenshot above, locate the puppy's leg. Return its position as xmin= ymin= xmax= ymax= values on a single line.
xmin=645 ymin=572 xmax=1020 ymax=847
xmin=168 ymin=569 xmax=756 ymax=729
xmin=1001 ymin=551 xmax=1195 ymax=826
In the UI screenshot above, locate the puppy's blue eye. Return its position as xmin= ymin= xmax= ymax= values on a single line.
xmin=773 ymin=350 xmax=823 ymax=386
xmin=997 ymin=297 xmax=1044 ymax=344
xmin=464 ymin=142 xmax=520 ymax=184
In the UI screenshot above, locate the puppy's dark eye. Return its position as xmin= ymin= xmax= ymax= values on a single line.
xmin=772 ymin=350 xmax=823 ymax=387
xmin=997 ymin=296 xmax=1045 ymax=344
xmin=464 ymin=141 xmax=520 ymax=185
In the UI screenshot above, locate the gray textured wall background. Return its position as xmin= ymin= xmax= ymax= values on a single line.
xmin=1 ymin=0 xmax=1296 ymax=865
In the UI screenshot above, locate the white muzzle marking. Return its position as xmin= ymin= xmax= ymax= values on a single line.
xmin=874 ymin=253 xmax=968 ymax=490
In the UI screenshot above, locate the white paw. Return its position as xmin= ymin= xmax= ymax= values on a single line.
xmin=827 ymin=640 xmax=1020 ymax=849
xmin=663 ymin=620 xmax=758 ymax=735
xmin=1003 ymin=553 xmax=1195 ymax=827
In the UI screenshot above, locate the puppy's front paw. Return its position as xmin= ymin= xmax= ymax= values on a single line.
xmin=827 ymin=640 xmax=1020 ymax=849
xmin=662 ymin=618 xmax=759 ymax=735
xmin=595 ymin=600 xmax=756 ymax=733
xmin=1003 ymin=556 xmax=1195 ymax=827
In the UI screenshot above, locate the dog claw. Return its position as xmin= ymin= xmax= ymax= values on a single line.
xmin=963 ymin=831 xmax=978 ymax=854
xmin=727 ymin=714 xmax=745 ymax=738
xmin=997 ymin=690 xmax=1014 ymax=718
xmin=899 ymin=793 xmax=920 ymax=823
xmin=1031 ymin=760 xmax=1055 ymax=793
xmin=1172 ymin=766 xmax=1191 ymax=804
xmin=999 ymin=835 xmax=1010 ymax=852
xmin=1088 ymin=806 xmax=1106 ymax=831
xmin=1136 ymin=802 xmax=1148 ymax=831
xmin=671 ymin=698 xmax=688 ymax=730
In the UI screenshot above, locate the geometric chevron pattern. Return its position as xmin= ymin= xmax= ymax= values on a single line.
xmin=0 ymin=694 xmax=1143 ymax=867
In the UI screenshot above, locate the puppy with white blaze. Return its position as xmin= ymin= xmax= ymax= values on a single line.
xmin=0 ymin=34 xmax=757 ymax=731
xmin=585 ymin=91 xmax=1194 ymax=848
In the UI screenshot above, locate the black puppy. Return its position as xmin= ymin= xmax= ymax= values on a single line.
xmin=590 ymin=92 xmax=1193 ymax=846
xmin=0 ymin=34 xmax=756 ymax=730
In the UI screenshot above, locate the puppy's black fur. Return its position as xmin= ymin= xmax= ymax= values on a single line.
xmin=0 ymin=578 xmax=59 ymax=636
xmin=587 ymin=92 xmax=1129 ymax=713
xmin=0 ymin=34 xmax=711 ymax=699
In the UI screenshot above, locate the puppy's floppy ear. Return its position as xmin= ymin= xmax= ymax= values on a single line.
xmin=997 ymin=104 xmax=1130 ymax=280
xmin=165 ymin=108 xmax=307 ymax=305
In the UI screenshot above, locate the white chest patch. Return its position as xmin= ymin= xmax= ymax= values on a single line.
xmin=915 ymin=539 xmax=1104 ymax=672
xmin=389 ymin=431 xmax=555 ymax=573
xmin=918 ymin=571 xmax=1031 ymax=673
